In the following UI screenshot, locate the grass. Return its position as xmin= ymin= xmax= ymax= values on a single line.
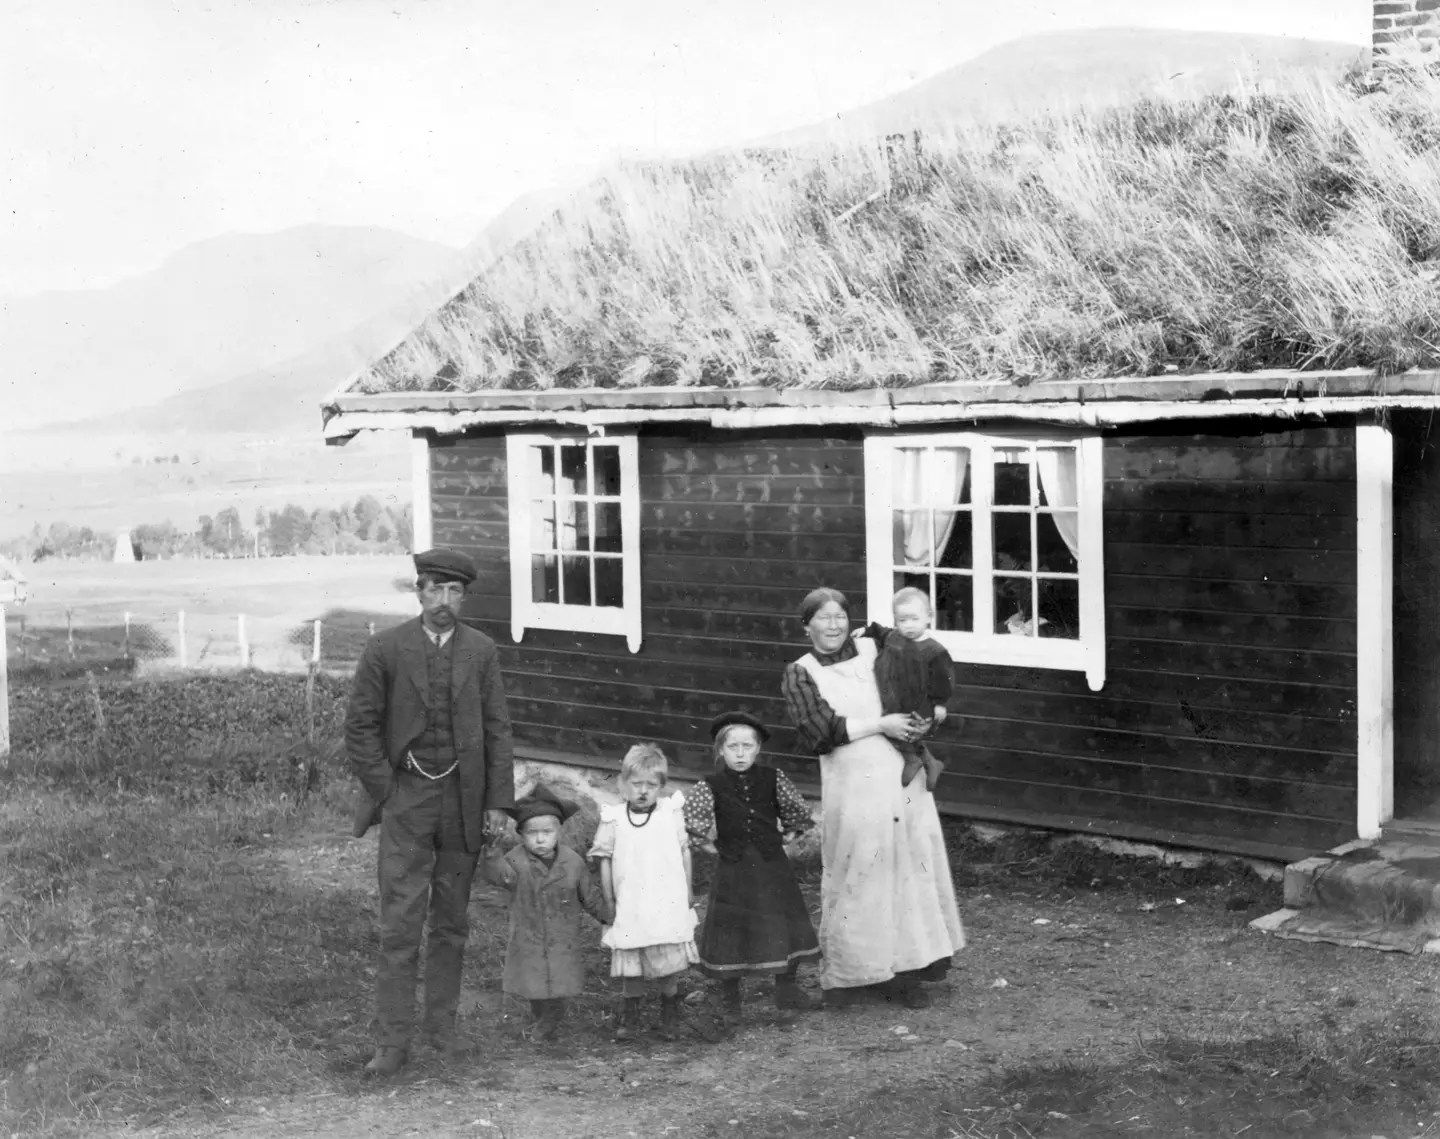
xmin=353 ymin=64 xmax=1440 ymax=396
xmin=700 ymin=1020 xmax=1440 ymax=1137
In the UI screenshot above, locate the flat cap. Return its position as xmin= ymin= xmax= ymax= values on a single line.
xmin=414 ymin=548 xmax=477 ymax=585
xmin=709 ymin=710 xmax=770 ymax=742
xmin=503 ymin=783 xmax=581 ymax=828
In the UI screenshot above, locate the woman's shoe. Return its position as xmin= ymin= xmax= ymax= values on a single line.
xmin=822 ymin=986 xmax=869 ymax=1010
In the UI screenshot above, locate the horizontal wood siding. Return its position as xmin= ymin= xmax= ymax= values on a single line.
xmin=432 ymin=422 xmax=1357 ymax=860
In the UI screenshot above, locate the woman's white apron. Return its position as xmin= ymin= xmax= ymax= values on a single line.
xmin=798 ymin=639 xmax=965 ymax=990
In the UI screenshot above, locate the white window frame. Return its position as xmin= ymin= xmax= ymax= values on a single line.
xmin=863 ymin=429 xmax=1106 ymax=691
xmin=506 ymin=429 xmax=643 ymax=653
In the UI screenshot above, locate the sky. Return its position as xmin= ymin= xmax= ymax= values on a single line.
xmin=1 ymin=0 xmax=1370 ymax=298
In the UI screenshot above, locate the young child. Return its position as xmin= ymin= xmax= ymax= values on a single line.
xmin=684 ymin=711 xmax=821 ymax=1027
xmin=479 ymin=784 xmax=612 ymax=1041
xmin=863 ymin=586 xmax=957 ymax=791
xmin=588 ymin=743 xmax=699 ymax=1042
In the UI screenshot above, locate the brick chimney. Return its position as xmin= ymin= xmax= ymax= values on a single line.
xmin=1374 ymin=0 xmax=1440 ymax=60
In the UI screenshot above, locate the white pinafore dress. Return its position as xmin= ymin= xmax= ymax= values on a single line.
xmin=593 ymin=794 xmax=699 ymax=979
xmin=797 ymin=637 xmax=966 ymax=990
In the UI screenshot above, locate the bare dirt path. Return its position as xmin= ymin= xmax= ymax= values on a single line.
xmin=87 ymin=826 xmax=1440 ymax=1139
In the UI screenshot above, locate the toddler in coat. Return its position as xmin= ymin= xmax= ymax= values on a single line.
xmin=480 ymin=784 xmax=611 ymax=1041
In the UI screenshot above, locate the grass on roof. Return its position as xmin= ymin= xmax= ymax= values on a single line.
xmin=356 ymin=63 xmax=1440 ymax=396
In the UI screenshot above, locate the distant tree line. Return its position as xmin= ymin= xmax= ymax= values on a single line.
xmin=3 ymin=496 xmax=414 ymax=563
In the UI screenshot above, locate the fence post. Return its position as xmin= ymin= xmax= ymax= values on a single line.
xmin=368 ymin=621 xmax=375 ymax=638
xmin=66 ymin=608 xmax=74 ymax=659
xmin=312 ymin=619 xmax=321 ymax=667
xmin=178 ymin=610 xmax=186 ymax=668
xmin=123 ymin=611 xmax=131 ymax=659
xmin=238 ymin=614 xmax=250 ymax=668
xmin=1 ymin=602 xmax=9 ymax=764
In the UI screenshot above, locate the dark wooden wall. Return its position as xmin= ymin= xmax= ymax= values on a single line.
xmin=434 ymin=420 xmax=1357 ymax=862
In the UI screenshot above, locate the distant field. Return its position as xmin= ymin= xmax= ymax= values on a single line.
xmin=4 ymin=554 xmax=418 ymax=675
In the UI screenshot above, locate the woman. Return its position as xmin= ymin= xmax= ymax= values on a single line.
xmin=781 ymin=587 xmax=965 ymax=1009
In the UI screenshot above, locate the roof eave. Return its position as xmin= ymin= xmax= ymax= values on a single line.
xmin=321 ymin=367 xmax=1440 ymax=441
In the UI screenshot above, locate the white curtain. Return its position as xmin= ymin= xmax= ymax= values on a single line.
xmin=897 ymin=448 xmax=970 ymax=567
xmin=1036 ymin=447 xmax=1080 ymax=561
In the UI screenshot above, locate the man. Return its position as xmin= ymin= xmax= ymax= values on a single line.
xmin=345 ymin=548 xmax=515 ymax=1077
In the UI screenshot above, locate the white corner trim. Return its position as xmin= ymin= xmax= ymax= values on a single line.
xmin=1078 ymin=434 xmax=1107 ymax=692
xmin=1356 ymin=421 xmax=1394 ymax=840
xmin=410 ymin=430 xmax=433 ymax=554
xmin=504 ymin=433 xmax=530 ymax=646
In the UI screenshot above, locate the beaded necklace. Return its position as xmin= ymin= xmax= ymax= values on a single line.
xmin=625 ymin=801 xmax=657 ymax=828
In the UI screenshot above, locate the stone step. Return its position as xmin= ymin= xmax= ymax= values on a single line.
xmin=1253 ymin=833 xmax=1440 ymax=954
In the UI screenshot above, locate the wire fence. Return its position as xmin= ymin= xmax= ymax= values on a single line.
xmin=4 ymin=605 xmax=408 ymax=680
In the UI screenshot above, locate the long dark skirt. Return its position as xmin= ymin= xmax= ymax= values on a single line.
xmin=697 ymin=847 xmax=820 ymax=977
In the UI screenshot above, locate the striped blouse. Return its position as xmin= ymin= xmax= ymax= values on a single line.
xmin=780 ymin=638 xmax=858 ymax=756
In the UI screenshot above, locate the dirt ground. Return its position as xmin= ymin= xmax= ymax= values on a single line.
xmin=73 ymin=818 xmax=1440 ymax=1139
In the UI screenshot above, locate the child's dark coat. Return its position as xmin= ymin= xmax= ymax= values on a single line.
xmin=480 ymin=844 xmax=609 ymax=1000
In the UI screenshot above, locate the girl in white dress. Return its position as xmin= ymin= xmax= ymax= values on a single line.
xmin=589 ymin=743 xmax=699 ymax=1041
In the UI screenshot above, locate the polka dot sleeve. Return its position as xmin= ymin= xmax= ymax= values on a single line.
xmin=775 ymin=770 xmax=814 ymax=834
xmin=682 ymin=781 xmax=716 ymax=847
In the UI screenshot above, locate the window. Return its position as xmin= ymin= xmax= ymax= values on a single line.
xmin=506 ymin=431 xmax=642 ymax=651
xmin=864 ymin=431 xmax=1106 ymax=690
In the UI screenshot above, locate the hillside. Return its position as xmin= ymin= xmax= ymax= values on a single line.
xmin=767 ymin=27 xmax=1367 ymax=144
xmin=1 ymin=224 xmax=460 ymax=431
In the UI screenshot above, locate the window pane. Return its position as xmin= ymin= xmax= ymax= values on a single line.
xmin=560 ymin=444 xmax=587 ymax=494
xmin=595 ymin=556 xmax=624 ymax=608
xmin=893 ymin=571 xmax=933 ymax=606
xmin=539 ymin=445 xmax=555 ymax=486
xmin=894 ymin=508 xmax=937 ymax=566
xmin=1036 ymin=448 xmax=1078 ymax=509
xmin=1036 ymin=512 xmax=1079 ymax=574
xmin=593 ymin=446 xmax=622 ymax=496
xmin=935 ymin=509 xmax=971 ymax=570
xmin=1038 ymin=578 xmax=1081 ymax=640
xmin=531 ymin=554 xmax=559 ymax=603
xmin=892 ymin=449 xmax=925 ymax=507
xmin=934 ymin=571 xmax=972 ymax=633
xmin=993 ymin=512 xmax=1032 ymax=572
xmin=994 ymin=459 xmax=1032 ymax=507
xmin=594 ymin=501 xmax=623 ymax=553
xmin=995 ymin=575 xmax=1035 ymax=636
xmin=530 ymin=499 xmax=556 ymax=553
xmin=561 ymin=555 xmax=591 ymax=606
xmin=557 ymin=498 xmax=587 ymax=552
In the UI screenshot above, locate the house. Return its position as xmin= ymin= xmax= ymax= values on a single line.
xmin=321 ymin=7 xmax=1440 ymax=864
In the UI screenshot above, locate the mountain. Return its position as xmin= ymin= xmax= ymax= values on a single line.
xmin=70 ymin=187 xmax=584 ymax=436
xmin=1 ymin=224 xmax=460 ymax=431
xmin=765 ymin=28 xmax=1368 ymax=146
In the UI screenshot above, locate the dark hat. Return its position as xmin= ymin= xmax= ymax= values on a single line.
xmin=503 ymin=783 xmax=580 ymax=828
xmin=709 ymin=711 xmax=770 ymax=742
xmin=414 ymin=548 xmax=477 ymax=586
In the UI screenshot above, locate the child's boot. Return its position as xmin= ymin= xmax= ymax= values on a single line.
xmin=536 ymin=998 xmax=565 ymax=1041
xmin=656 ymin=993 xmax=682 ymax=1041
xmin=775 ymin=973 xmax=822 ymax=1012
xmin=900 ymin=749 xmax=924 ymax=788
xmin=922 ymin=746 xmax=945 ymax=793
xmin=720 ymin=978 xmax=743 ymax=1025
xmin=613 ymin=996 xmax=642 ymax=1042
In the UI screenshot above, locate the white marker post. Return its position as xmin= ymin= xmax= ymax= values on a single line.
xmin=311 ymin=619 xmax=321 ymax=667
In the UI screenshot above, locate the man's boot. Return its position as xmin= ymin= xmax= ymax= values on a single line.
xmin=535 ymin=998 xmax=565 ymax=1042
xmin=720 ymin=978 xmax=743 ymax=1025
xmin=613 ymin=996 xmax=643 ymax=1042
xmin=362 ymin=1044 xmax=408 ymax=1078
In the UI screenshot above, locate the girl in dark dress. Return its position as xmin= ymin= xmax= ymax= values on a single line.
xmin=683 ymin=712 xmax=822 ymax=1024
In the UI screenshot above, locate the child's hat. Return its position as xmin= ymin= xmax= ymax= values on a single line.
xmin=504 ymin=783 xmax=580 ymax=827
xmin=709 ymin=711 xmax=770 ymax=742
